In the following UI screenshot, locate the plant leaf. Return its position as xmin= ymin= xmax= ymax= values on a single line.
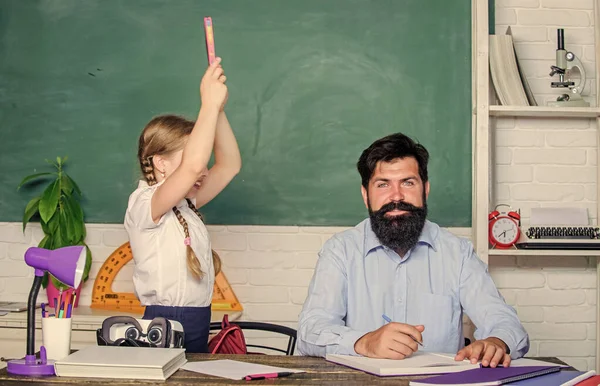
xmin=59 ymin=208 xmax=71 ymax=244
xmin=40 ymin=219 xmax=49 ymax=235
xmin=41 ymin=272 xmax=49 ymax=289
xmin=38 ymin=179 xmax=60 ymax=222
xmin=81 ymin=243 xmax=92 ymax=283
xmin=64 ymin=196 xmax=83 ymax=242
xmin=42 ymin=233 xmax=54 ymax=250
xmin=45 ymin=211 xmax=59 ymax=235
xmin=56 ymin=156 xmax=61 ymax=166
xmin=61 ymin=174 xmax=73 ymax=195
xmin=54 ymin=226 xmax=65 ymax=249
xmin=50 ymin=274 xmax=69 ymax=291
xmin=38 ymin=235 xmax=50 ymax=249
xmin=61 ymin=204 xmax=78 ymax=244
xmin=45 ymin=158 xmax=58 ymax=168
xmin=17 ymin=173 xmax=53 ymax=190
xmin=68 ymin=193 xmax=84 ymax=221
xmin=22 ymin=196 xmax=41 ymax=232
xmin=65 ymin=174 xmax=82 ymax=196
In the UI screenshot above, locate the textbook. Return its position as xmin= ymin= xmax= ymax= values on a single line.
xmin=54 ymin=346 xmax=187 ymax=380
xmin=325 ymin=352 xmax=480 ymax=376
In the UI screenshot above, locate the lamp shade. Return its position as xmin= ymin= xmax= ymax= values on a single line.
xmin=24 ymin=246 xmax=86 ymax=288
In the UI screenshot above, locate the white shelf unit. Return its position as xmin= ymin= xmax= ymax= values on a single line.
xmin=472 ymin=0 xmax=600 ymax=370
xmin=489 ymin=106 xmax=600 ymax=118
xmin=488 ymin=249 xmax=600 ymax=257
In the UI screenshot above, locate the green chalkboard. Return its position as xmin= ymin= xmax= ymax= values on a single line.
xmin=0 ymin=0 xmax=472 ymax=226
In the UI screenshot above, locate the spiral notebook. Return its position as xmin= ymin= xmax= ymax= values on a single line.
xmin=409 ymin=365 xmax=560 ymax=386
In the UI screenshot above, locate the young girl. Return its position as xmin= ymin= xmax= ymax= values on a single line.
xmin=124 ymin=57 xmax=241 ymax=353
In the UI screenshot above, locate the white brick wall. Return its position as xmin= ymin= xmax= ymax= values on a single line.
xmin=492 ymin=0 xmax=598 ymax=371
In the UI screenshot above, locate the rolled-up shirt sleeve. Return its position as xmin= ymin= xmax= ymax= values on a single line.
xmin=297 ymin=237 xmax=370 ymax=357
xmin=459 ymin=241 xmax=530 ymax=359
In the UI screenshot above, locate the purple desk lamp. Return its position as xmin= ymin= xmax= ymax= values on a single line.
xmin=7 ymin=246 xmax=86 ymax=376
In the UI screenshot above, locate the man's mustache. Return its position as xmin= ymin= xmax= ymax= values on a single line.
xmin=375 ymin=201 xmax=422 ymax=216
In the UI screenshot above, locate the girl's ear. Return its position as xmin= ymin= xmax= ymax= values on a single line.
xmin=152 ymin=155 xmax=165 ymax=173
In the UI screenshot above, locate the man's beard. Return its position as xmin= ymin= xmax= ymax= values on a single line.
xmin=368 ymin=197 xmax=427 ymax=255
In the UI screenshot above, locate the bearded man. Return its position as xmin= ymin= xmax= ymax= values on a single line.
xmin=297 ymin=133 xmax=529 ymax=368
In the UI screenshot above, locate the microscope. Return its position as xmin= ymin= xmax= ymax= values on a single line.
xmin=548 ymin=28 xmax=589 ymax=107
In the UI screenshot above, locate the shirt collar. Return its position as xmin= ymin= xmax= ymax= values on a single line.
xmin=137 ymin=179 xmax=190 ymax=209
xmin=364 ymin=218 xmax=437 ymax=257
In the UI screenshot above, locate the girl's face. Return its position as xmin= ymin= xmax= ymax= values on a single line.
xmin=159 ymin=149 xmax=209 ymax=199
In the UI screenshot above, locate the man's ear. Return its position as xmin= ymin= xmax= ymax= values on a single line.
xmin=361 ymin=185 xmax=369 ymax=210
xmin=425 ymin=181 xmax=430 ymax=200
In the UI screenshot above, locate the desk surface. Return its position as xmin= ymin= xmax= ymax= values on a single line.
xmin=0 ymin=354 xmax=572 ymax=385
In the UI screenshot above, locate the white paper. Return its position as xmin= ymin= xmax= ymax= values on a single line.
xmin=181 ymin=359 xmax=305 ymax=380
xmin=530 ymin=207 xmax=588 ymax=226
xmin=510 ymin=357 xmax=568 ymax=368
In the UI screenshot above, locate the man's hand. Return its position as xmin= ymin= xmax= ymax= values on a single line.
xmin=455 ymin=337 xmax=510 ymax=368
xmin=354 ymin=323 xmax=424 ymax=359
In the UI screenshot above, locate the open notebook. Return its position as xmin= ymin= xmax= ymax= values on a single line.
xmin=326 ymin=352 xmax=480 ymax=376
xmin=54 ymin=346 xmax=187 ymax=380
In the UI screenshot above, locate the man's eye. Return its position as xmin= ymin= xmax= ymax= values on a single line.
xmin=403 ymin=180 xmax=414 ymax=187
xmin=377 ymin=183 xmax=388 ymax=188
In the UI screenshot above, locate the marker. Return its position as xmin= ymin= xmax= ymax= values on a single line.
xmin=204 ymin=17 xmax=216 ymax=65
xmin=244 ymin=372 xmax=294 ymax=381
xmin=382 ymin=314 xmax=423 ymax=347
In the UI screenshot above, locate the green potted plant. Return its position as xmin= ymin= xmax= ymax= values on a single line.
xmin=18 ymin=156 xmax=92 ymax=308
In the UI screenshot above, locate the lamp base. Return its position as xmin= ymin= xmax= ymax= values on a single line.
xmin=7 ymin=354 xmax=56 ymax=376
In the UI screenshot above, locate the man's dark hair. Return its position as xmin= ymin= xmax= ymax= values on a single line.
xmin=357 ymin=133 xmax=429 ymax=188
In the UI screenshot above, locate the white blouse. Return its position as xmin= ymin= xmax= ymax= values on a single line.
xmin=124 ymin=180 xmax=214 ymax=307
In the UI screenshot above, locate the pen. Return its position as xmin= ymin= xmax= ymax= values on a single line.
xmin=41 ymin=303 xmax=46 ymax=318
xmin=382 ymin=314 xmax=424 ymax=347
xmin=244 ymin=372 xmax=294 ymax=381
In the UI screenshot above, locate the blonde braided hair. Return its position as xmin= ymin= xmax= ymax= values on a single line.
xmin=137 ymin=114 xmax=222 ymax=280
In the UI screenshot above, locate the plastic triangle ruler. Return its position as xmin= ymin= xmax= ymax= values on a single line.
xmin=91 ymin=242 xmax=243 ymax=312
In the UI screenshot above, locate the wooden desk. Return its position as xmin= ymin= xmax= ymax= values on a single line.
xmin=0 ymin=354 xmax=572 ymax=385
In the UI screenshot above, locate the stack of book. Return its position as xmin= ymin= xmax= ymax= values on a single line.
xmin=489 ymin=27 xmax=537 ymax=106
xmin=54 ymin=346 xmax=187 ymax=380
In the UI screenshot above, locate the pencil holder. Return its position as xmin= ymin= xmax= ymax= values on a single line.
xmin=41 ymin=317 xmax=72 ymax=361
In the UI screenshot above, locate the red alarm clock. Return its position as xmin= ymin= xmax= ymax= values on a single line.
xmin=489 ymin=204 xmax=521 ymax=249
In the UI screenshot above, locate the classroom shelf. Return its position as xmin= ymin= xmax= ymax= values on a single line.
xmin=489 ymin=105 xmax=600 ymax=118
xmin=488 ymin=248 xmax=600 ymax=257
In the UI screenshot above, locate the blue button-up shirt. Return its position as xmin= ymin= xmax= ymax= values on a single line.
xmin=297 ymin=218 xmax=529 ymax=358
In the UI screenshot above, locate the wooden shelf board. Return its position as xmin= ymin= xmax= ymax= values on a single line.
xmin=489 ymin=106 xmax=600 ymax=118
xmin=488 ymin=248 xmax=600 ymax=256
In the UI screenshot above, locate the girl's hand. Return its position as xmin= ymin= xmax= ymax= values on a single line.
xmin=200 ymin=57 xmax=228 ymax=111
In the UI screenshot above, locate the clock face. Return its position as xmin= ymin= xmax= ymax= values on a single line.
xmin=491 ymin=217 xmax=519 ymax=245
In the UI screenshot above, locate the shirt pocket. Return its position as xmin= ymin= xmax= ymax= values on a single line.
xmin=408 ymin=292 xmax=459 ymax=351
